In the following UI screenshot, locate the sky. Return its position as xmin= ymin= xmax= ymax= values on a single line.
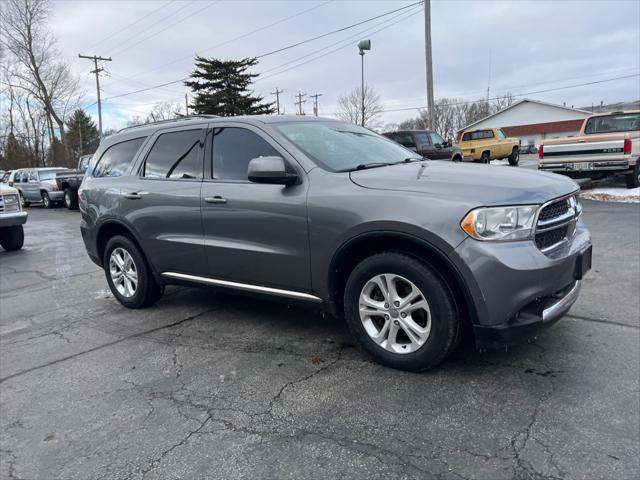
xmin=48 ymin=0 xmax=640 ymax=131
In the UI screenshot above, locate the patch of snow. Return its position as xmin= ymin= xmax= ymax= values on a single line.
xmin=580 ymin=187 xmax=640 ymax=203
xmin=490 ymin=159 xmax=510 ymax=166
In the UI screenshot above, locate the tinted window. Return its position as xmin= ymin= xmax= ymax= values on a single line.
xmin=462 ymin=130 xmax=494 ymax=141
xmin=212 ymin=127 xmax=279 ymax=181
xmin=143 ymin=130 xmax=202 ymax=180
xmin=394 ymin=133 xmax=415 ymax=147
xmin=93 ymin=137 xmax=146 ymax=178
xmin=415 ymin=132 xmax=430 ymax=146
xmin=39 ymin=170 xmax=58 ymax=181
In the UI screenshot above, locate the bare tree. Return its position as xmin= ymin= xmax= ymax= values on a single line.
xmin=127 ymin=101 xmax=185 ymax=126
xmin=0 ymin=0 xmax=81 ymax=156
xmin=336 ymin=85 xmax=382 ymax=128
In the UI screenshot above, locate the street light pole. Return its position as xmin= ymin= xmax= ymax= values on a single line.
xmin=357 ymin=39 xmax=371 ymax=127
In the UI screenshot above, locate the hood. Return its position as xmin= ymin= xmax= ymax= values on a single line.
xmin=350 ymin=161 xmax=578 ymax=206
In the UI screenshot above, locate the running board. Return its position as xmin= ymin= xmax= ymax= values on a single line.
xmin=161 ymin=272 xmax=322 ymax=303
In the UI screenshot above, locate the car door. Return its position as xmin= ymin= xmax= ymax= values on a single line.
xmin=200 ymin=123 xmax=311 ymax=291
xmin=25 ymin=170 xmax=40 ymax=201
xmin=495 ymin=128 xmax=510 ymax=157
xmin=119 ymin=126 xmax=206 ymax=275
xmin=413 ymin=131 xmax=437 ymax=159
xmin=426 ymin=131 xmax=450 ymax=159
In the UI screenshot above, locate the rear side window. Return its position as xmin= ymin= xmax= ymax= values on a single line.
xmin=211 ymin=127 xmax=279 ymax=181
xmin=29 ymin=170 xmax=37 ymax=181
xmin=394 ymin=133 xmax=415 ymax=147
xmin=414 ymin=132 xmax=430 ymax=146
xmin=462 ymin=130 xmax=494 ymax=141
xmin=93 ymin=137 xmax=146 ymax=178
xmin=143 ymin=130 xmax=203 ymax=180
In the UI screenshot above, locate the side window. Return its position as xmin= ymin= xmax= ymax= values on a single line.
xmin=414 ymin=132 xmax=430 ymax=146
xmin=394 ymin=133 xmax=415 ymax=147
xmin=143 ymin=129 xmax=203 ymax=180
xmin=429 ymin=132 xmax=445 ymax=146
xmin=496 ymin=129 xmax=506 ymax=139
xmin=20 ymin=171 xmax=29 ymax=182
xmin=93 ymin=137 xmax=146 ymax=178
xmin=212 ymin=127 xmax=280 ymax=181
xmin=462 ymin=132 xmax=471 ymax=141
xmin=29 ymin=170 xmax=38 ymax=181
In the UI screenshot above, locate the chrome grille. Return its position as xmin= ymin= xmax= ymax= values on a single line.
xmin=534 ymin=195 xmax=579 ymax=253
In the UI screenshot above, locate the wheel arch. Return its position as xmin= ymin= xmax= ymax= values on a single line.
xmin=328 ymin=231 xmax=478 ymax=327
xmin=95 ymin=220 xmax=155 ymax=275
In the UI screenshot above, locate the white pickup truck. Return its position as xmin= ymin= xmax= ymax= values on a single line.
xmin=538 ymin=110 xmax=640 ymax=188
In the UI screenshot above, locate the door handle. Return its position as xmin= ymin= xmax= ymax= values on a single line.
xmin=204 ymin=196 xmax=227 ymax=204
xmin=123 ymin=191 xmax=148 ymax=199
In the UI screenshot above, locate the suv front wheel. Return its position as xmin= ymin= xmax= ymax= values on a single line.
xmin=344 ymin=252 xmax=460 ymax=371
xmin=103 ymin=235 xmax=164 ymax=308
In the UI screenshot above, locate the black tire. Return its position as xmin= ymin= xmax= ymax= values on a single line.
xmin=480 ymin=151 xmax=490 ymax=164
xmin=41 ymin=191 xmax=53 ymax=209
xmin=508 ymin=147 xmax=519 ymax=166
xmin=452 ymin=155 xmax=462 ymax=163
xmin=626 ymin=162 xmax=640 ymax=189
xmin=343 ymin=252 xmax=460 ymax=372
xmin=103 ymin=235 xmax=164 ymax=308
xmin=64 ymin=188 xmax=79 ymax=210
xmin=0 ymin=225 xmax=24 ymax=251
xmin=19 ymin=192 xmax=29 ymax=208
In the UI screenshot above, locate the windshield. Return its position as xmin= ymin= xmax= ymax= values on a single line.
xmin=584 ymin=113 xmax=640 ymax=134
xmin=275 ymin=121 xmax=420 ymax=172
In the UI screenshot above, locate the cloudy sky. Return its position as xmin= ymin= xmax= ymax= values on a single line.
xmin=50 ymin=0 xmax=640 ymax=130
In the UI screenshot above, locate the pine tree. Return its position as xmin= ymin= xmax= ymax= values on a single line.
xmin=184 ymin=57 xmax=275 ymax=116
xmin=65 ymin=109 xmax=100 ymax=164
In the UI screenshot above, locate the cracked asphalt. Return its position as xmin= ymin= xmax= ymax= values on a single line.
xmin=0 ymin=200 xmax=638 ymax=480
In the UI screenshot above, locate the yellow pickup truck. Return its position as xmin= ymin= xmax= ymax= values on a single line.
xmin=456 ymin=127 xmax=521 ymax=165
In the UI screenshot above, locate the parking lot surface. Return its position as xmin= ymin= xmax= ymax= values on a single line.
xmin=1 ymin=202 xmax=638 ymax=480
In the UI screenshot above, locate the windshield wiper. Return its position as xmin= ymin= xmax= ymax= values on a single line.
xmin=391 ymin=157 xmax=423 ymax=164
xmin=338 ymin=162 xmax=391 ymax=172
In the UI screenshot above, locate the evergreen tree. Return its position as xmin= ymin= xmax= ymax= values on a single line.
xmin=65 ymin=109 xmax=100 ymax=164
xmin=184 ymin=56 xmax=275 ymax=116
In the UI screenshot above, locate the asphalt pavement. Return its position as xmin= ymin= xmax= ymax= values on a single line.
xmin=0 ymin=201 xmax=638 ymax=480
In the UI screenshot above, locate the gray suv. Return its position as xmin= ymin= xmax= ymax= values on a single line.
xmin=79 ymin=115 xmax=592 ymax=371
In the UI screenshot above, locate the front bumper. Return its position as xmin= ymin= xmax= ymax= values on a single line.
xmin=450 ymin=220 xmax=591 ymax=349
xmin=0 ymin=211 xmax=28 ymax=227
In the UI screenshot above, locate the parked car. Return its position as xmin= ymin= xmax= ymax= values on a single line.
xmin=382 ymin=130 xmax=463 ymax=161
xmin=11 ymin=167 xmax=66 ymax=208
xmin=80 ymin=115 xmax=591 ymax=371
xmin=1 ymin=170 xmax=12 ymax=185
xmin=456 ymin=127 xmax=521 ymax=165
xmin=520 ymin=144 xmax=538 ymax=155
xmin=0 ymin=185 xmax=27 ymax=251
xmin=56 ymin=154 xmax=92 ymax=209
xmin=539 ymin=110 xmax=640 ymax=188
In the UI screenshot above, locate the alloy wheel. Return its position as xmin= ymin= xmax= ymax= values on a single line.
xmin=109 ymin=248 xmax=138 ymax=298
xmin=359 ymin=273 xmax=432 ymax=354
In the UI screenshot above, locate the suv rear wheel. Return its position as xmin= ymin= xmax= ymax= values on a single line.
xmin=343 ymin=252 xmax=459 ymax=371
xmin=64 ymin=188 xmax=79 ymax=209
xmin=103 ymin=235 xmax=164 ymax=308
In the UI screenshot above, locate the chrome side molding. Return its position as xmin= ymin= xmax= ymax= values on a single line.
xmin=161 ymin=272 xmax=322 ymax=303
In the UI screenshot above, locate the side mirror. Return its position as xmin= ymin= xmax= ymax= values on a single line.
xmin=248 ymin=156 xmax=298 ymax=186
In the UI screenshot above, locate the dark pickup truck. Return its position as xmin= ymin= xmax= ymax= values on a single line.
xmin=56 ymin=154 xmax=92 ymax=209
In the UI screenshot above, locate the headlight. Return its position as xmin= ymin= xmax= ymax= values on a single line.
xmin=3 ymin=194 xmax=18 ymax=205
xmin=461 ymin=205 xmax=538 ymax=241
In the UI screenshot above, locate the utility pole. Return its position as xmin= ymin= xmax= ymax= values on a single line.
xmin=423 ymin=0 xmax=434 ymax=129
xmin=294 ymin=92 xmax=306 ymax=116
xmin=185 ymin=93 xmax=189 ymax=116
xmin=271 ymin=87 xmax=284 ymax=115
xmin=310 ymin=93 xmax=322 ymax=116
xmin=78 ymin=54 xmax=112 ymax=137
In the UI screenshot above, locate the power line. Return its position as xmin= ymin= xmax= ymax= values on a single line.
xmin=256 ymin=6 xmax=422 ymax=84
xmin=110 ymin=1 xmax=219 ymax=57
xmin=105 ymin=0 xmax=334 ymax=87
xmin=105 ymin=1 xmax=196 ymax=55
xmin=255 ymin=1 xmax=423 ymax=59
xmin=373 ymin=73 xmax=640 ymax=113
xmin=83 ymin=0 xmax=176 ymax=52
xmin=96 ymin=1 xmax=423 ymax=102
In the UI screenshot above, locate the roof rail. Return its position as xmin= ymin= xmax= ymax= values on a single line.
xmin=116 ymin=114 xmax=219 ymax=133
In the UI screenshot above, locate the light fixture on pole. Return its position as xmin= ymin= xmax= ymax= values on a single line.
xmin=357 ymin=39 xmax=371 ymax=127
